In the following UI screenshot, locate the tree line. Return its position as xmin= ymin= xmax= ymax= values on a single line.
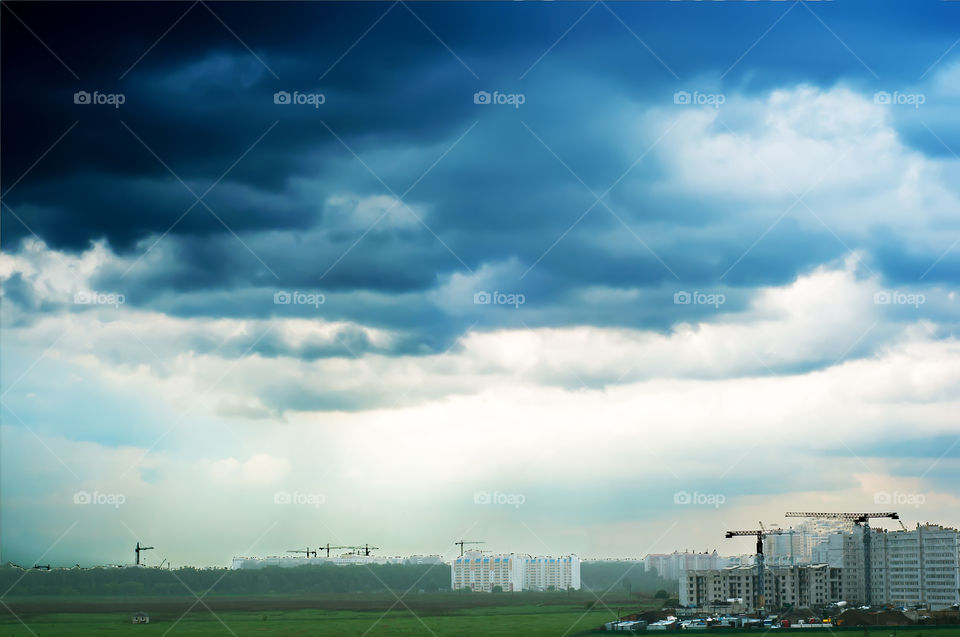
xmin=580 ymin=562 xmax=678 ymax=597
xmin=0 ymin=563 xmax=450 ymax=596
xmin=0 ymin=561 xmax=678 ymax=597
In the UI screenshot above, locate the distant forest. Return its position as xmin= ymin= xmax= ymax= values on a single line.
xmin=0 ymin=561 xmax=678 ymax=597
xmin=580 ymin=562 xmax=678 ymax=597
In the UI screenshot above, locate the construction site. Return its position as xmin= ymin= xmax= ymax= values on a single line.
xmin=669 ymin=511 xmax=960 ymax=628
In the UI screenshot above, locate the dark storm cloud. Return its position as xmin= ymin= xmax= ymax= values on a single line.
xmin=3 ymin=0 xmax=960 ymax=343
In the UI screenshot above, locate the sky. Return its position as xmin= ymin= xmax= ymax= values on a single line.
xmin=1 ymin=0 xmax=959 ymax=568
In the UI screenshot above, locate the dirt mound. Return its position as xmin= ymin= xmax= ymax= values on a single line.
xmin=873 ymin=610 xmax=914 ymax=626
xmin=838 ymin=609 xmax=914 ymax=626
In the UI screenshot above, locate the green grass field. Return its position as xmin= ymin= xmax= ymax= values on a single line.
xmin=1 ymin=603 xmax=615 ymax=636
xmin=3 ymin=596 xmax=960 ymax=637
xmin=0 ymin=593 xmax=636 ymax=636
xmin=1 ymin=606 xmax=606 ymax=636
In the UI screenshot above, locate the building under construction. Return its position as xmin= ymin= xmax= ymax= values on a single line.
xmin=682 ymin=523 xmax=960 ymax=611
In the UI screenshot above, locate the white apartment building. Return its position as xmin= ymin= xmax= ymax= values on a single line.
xmin=808 ymin=523 xmax=960 ymax=609
xmin=524 ymin=556 xmax=581 ymax=591
xmin=451 ymin=552 xmax=581 ymax=592
xmin=875 ymin=524 xmax=960 ymax=609
xmin=452 ymin=553 xmax=524 ymax=592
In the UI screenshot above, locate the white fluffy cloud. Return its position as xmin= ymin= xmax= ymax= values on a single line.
xmin=654 ymin=85 xmax=960 ymax=252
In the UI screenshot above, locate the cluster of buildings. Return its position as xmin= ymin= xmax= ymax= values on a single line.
xmin=680 ymin=524 xmax=960 ymax=611
xmin=765 ymin=519 xmax=853 ymax=565
xmin=451 ymin=552 xmax=581 ymax=592
xmin=227 ymin=517 xmax=960 ymax=609
xmin=230 ymin=554 xmax=444 ymax=569
xmin=644 ymin=550 xmax=753 ymax=581
xmin=231 ymin=550 xmax=583 ymax=594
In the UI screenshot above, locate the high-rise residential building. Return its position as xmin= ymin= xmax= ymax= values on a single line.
xmin=875 ymin=524 xmax=960 ymax=609
xmin=452 ymin=552 xmax=525 ymax=592
xmin=451 ymin=552 xmax=581 ymax=592
xmin=809 ymin=523 xmax=960 ymax=609
xmin=523 ymin=556 xmax=581 ymax=591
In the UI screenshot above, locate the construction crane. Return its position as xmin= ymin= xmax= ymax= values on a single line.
xmin=355 ymin=544 xmax=380 ymax=557
xmin=724 ymin=528 xmax=784 ymax=613
xmin=784 ymin=511 xmax=899 ymax=607
xmin=287 ymin=548 xmax=317 ymax=558
xmin=318 ymin=544 xmax=353 ymax=557
xmin=761 ymin=521 xmax=799 ymax=566
xmin=455 ymin=540 xmax=485 ymax=557
xmin=135 ymin=542 xmax=154 ymax=566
